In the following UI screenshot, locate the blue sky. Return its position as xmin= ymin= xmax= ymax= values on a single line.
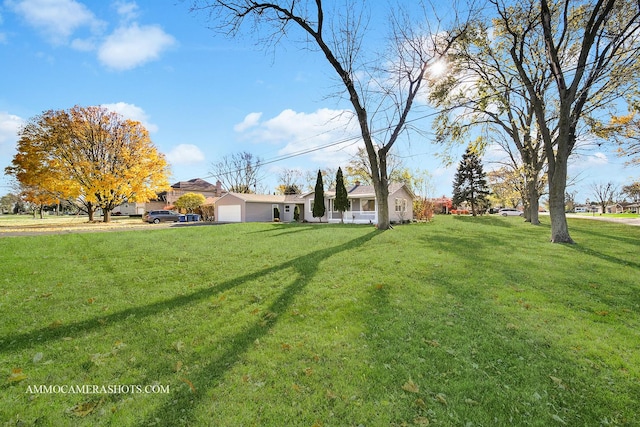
xmin=0 ymin=0 xmax=637 ymax=203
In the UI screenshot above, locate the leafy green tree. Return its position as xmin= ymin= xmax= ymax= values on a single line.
xmin=174 ymin=192 xmax=206 ymax=213
xmin=312 ymin=170 xmax=326 ymax=222
xmin=452 ymin=146 xmax=490 ymax=216
xmin=334 ymin=167 xmax=349 ymax=223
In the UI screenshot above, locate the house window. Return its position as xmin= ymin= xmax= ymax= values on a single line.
xmin=395 ymin=198 xmax=407 ymax=212
xmin=309 ymin=199 xmax=314 ymax=213
xmin=362 ymin=199 xmax=375 ymax=211
xmin=285 ymin=205 xmax=290 ymax=213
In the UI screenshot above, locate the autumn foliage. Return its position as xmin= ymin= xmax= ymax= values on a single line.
xmin=6 ymin=106 xmax=170 ymax=222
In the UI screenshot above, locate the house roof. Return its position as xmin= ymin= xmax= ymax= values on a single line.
xmin=220 ymin=193 xmax=305 ymax=203
xmin=322 ymin=182 xmax=415 ymax=199
xmin=171 ymin=178 xmax=218 ymax=192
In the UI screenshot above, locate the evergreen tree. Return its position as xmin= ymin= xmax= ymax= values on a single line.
xmin=334 ymin=167 xmax=349 ymax=223
xmin=312 ymin=169 xmax=326 ymax=221
xmin=452 ymin=146 xmax=490 ymax=216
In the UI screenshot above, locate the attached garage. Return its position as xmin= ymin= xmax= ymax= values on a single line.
xmin=217 ymin=204 xmax=242 ymax=222
xmin=214 ymin=192 xmax=305 ymax=223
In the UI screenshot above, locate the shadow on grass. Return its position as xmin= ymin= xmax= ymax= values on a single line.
xmin=361 ymin=265 xmax=639 ymax=425
xmin=136 ymin=229 xmax=379 ymax=425
xmin=565 ymin=243 xmax=640 ymax=270
xmin=246 ymin=222 xmax=317 ymax=236
xmin=0 ymin=230 xmax=379 ymax=424
xmin=568 ymin=220 xmax=640 ymax=247
xmin=451 ymin=215 xmax=515 ymax=228
xmin=0 ymin=231 xmax=379 ymax=356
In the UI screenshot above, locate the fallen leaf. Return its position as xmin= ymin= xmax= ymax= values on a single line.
xmin=49 ymin=320 xmax=63 ymax=329
xmin=549 ymin=375 xmax=567 ymax=389
xmin=414 ymin=398 xmax=426 ymax=408
xmin=551 ymin=414 xmax=567 ymax=424
xmin=173 ymin=341 xmax=185 ymax=352
xmin=435 ymin=393 xmax=447 ymax=405
xmin=87 ymin=297 xmax=96 ymax=304
xmin=326 ymin=389 xmax=338 ymax=400
xmin=180 ymin=377 xmax=196 ymax=393
xmin=304 ymin=367 xmax=313 ymax=376
xmin=402 ymin=379 xmax=419 ymax=393
xmin=8 ymin=368 xmax=27 ymax=383
xmin=414 ymin=416 xmax=430 ymax=425
xmin=281 ymin=343 xmax=291 ymax=351
xmin=32 ymin=352 xmax=44 ymax=363
xmin=174 ymin=361 xmax=183 ymax=372
xmin=69 ymin=400 xmax=99 ymax=417
xmin=464 ymin=398 xmax=479 ymax=405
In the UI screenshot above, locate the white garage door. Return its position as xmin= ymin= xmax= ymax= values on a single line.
xmin=218 ymin=205 xmax=242 ymax=222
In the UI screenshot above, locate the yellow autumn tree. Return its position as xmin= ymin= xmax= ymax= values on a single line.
xmin=6 ymin=110 xmax=81 ymax=216
xmin=6 ymin=106 xmax=171 ymax=222
xmin=174 ymin=192 xmax=206 ymax=213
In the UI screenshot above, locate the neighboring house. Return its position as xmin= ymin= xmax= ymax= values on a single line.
xmin=605 ymin=203 xmax=625 ymax=214
xmin=215 ymin=182 xmax=415 ymax=224
xmin=113 ymin=178 xmax=225 ymax=216
xmin=625 ymin=202 xmax=640 ymax=214
xmin=165 ymin=178 xmax=226 ymax=206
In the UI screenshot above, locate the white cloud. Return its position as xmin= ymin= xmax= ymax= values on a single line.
xmin=234 ymin=112 xmax=262 ymax=132
xmin=234 ymin=108 xmax=362 ymax=166
xmin=114 ymin=1 xmax=140 ymax=22
xmin=98 ymin=23 xmax=176 ymax=70
xmin=100 ymin=102 xmax=158 ymax=132
xmin=0 ymin=111 xmax=23 ymax=146
xmin=570 ymin=152 xmax=609 ymax=173
xmin=6 ymin=0 xmax=104 ymax=44
xmin=165 ymin=144 xmax=206 ymax=166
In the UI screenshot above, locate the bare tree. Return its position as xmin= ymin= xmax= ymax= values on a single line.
xmin=211 ymin=151 xmax=263 ymax=193
xmin=190 ymin=0 xmax=471 ymax=229
xmin=590 ymin=182 xmax=619 ymax=214
xmin=276 ymin=168 xmax=303 ymax=194
xmin=621 ymin=182 xmax=640 ymax=202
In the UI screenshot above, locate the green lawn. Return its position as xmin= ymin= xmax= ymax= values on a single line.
xmin=1 ymin=217 xmax=638 ymax=426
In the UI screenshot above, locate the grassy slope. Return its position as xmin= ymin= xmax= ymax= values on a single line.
xmin=0 ymin=217 xmax=638 ymax=426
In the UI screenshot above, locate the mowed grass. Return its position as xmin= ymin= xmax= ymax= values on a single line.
xmin=0 ymin=217 xmax=638 ymax=426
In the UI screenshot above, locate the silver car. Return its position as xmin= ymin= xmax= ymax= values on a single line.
xmin=498 ymin=208 xmax=523 ymax=217
xmin=143 ymin=210 xmax=181 ymax=224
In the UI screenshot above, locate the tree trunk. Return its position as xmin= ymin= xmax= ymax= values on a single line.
xmin=375 ymin=183 xmax=390 ymax=229
xmin=103 ymin=209 xmax=111 ymax=223
xmin=373 ymin=151 xmax=391 ymax=230
xmin=87 ymin=202 xmax=95 ymax=221
xmin=547 ymin=157 xmax=574 ymax=243
xmin=526 ymin=179 xmax=540 ymax=225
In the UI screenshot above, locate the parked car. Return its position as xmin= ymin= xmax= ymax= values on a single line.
xmin=143 ymin=210 xmax=181 ymax=224
xmin=498 ymin=208 xmax=523 ymax=217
